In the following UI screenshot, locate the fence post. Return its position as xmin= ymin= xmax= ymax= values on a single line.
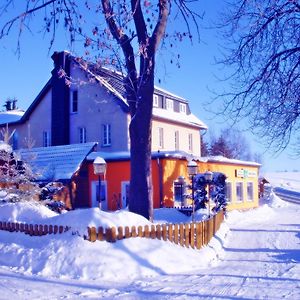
xmin=179 ymin=224 xmax=184 ymax=246
xmin=168 ymin=224 xmax=173 ymax=242
xmin=184 ymin=224 xmax=190 ymax=248
xmin=117 ymin=226 xmax=123 ymax=240
xmin=98 ymin=227 xmax=104 ymax=241
xmin=150 ymin=225 xmax=156 ymax=239
xmin=174 ymin=224 xmax=179 ymax=245
xmin=88 ymin=227 xmax=97 ymax=242
xmin=138 ymin=226 xmax=143 ymax=237
xmin=144 ymin=225 xmax=150 ymax=238
xmin=156 ymin=224 xmax=162 ymax=240
xmin=190 ymin=222 xmax=195 ymax=249
xmin=162 ymin=224 xmax=167 ymax=241
xmin=131 ymin=226 xmax=137 ymax=238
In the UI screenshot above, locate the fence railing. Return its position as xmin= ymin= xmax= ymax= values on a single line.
xmin=87 ymin=210 xmax=225 ymax=249
xmin=0 ymin=221 xmax=70 ymax=236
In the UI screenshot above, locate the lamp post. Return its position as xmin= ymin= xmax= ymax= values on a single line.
xmin=178 ymin=176 xmax=185 ymax=207
xmin=204 ymin=170 xmax=213 ymax=218
xmin=187 ymin=160 xmax=198 ymax=221
xmin=93 ymin=157 xmax=107 ymax=210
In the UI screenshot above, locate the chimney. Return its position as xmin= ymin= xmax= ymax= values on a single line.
xmin=51 ymin=51 xmax=71 ymax=146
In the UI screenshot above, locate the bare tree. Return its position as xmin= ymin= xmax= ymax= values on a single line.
xmin=209 ymin=127 xmax=253 ymax=161
xmin=217 ymin=0 xmax=300 ymax=154
xmin=0 ymin=1 xmax=202 ymax=220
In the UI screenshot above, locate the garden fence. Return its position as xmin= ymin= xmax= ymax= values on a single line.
xmin=87 ymin=210 xmax=225 ymax=249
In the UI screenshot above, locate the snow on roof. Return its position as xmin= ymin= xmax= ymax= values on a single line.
xmin=86 ymin=150 xmax=196 ymax=162
xmin=18 ymin=142 xmax=97 ymax=181
xmin=0 ymin=110 xmax=25 ymax=125
xmin=200 ymin=155 xmax=261 ymax=167
xmin=152 ymin=107 xmax=208 ymax=129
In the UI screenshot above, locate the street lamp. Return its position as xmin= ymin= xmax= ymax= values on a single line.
xmin=187 ymin=160 xmax=198 ymax=221
xmin=178 ymin=176 xmax=185 ymax=207
xmin=204 ymin=170 xmax=213 ymax=218
xmin=93 ymin=156 xmax=107 ymax=210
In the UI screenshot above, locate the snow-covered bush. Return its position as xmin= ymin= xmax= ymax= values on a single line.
xmin=0 ymin=141 xmax=40 ymax=202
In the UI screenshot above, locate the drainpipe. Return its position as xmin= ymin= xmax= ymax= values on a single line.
xmin=157 ymin=155 xmax=164 ymax=207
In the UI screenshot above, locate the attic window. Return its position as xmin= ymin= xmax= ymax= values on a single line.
xmin=179 ymin=103 xmax=186 ymax=114
xmin=166 ymin=98 xmax=173 ymax=111
xmin=153 ymin=94 xmax=159 ymax=107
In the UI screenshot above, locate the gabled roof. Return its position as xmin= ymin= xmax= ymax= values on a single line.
xmin=18 ymin=142 xmax=97 ymax=181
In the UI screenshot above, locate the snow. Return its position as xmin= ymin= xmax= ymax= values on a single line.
xmin=0 ymin=110 xmax=24 ymax=125
xmin=0 ymin=173 xmax=299 ymax=299
xmin=265 ymin=171 xmax=300 ymax=192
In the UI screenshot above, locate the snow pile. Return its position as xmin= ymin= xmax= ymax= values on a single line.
xmin=0 ymin=202 xmax=228 ymax=281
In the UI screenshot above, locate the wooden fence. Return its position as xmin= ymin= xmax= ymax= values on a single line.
xmin=87 ymin=210 xmax=225 ymax=249
xmin=0 ymin=221 xmax=70 ymax=236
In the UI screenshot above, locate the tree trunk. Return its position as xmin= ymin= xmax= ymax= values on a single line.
xmin=128 ymin=72 xmax=154 ymax=221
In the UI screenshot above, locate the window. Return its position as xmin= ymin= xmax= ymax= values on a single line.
xmin=226 ymin=182 xmax=232 ymax=203
xmin=247 ymin=182 xmax=254 ymax=201
xmin=179 ymin=103 xmax=186 ymax=114
xmin=12 ymin=131 xmax=18 ymax=150
xmin=79 ymin=127 xmax=86 ymax=143
xmin=175 ymin=130 xmax=179 ymax=150
xmin=43 ymin=131 xmax=51 ymax=147
xmin=174 ymin=181 xmax=186 ymax=206
xmin=188 ymin=133 xmax=193 ymax=152
xmin=71 ymin=90 xmax=78 ymax=113
xmin=236 ymin=182 xmax=243 ymax=202
xmin=102 ymin=124 xmax=111 ymax=146
xmin=153 ymin=94 xmax=159 ymax=107
xmin=166 ymin=98 xmax=174 ymax=111
xmin=158 ymin=127 xmax=164 ymax=148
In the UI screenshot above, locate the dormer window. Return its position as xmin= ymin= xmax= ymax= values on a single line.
xmin=166 ymin=98 xmax=173 ymax=111
xmin=153 ymin=94 xmax=159 ymax=107
xmin=179 ymin=103 xmax=186 ymax=114
xmin=71 ymin=90 xmax=78 ymax=113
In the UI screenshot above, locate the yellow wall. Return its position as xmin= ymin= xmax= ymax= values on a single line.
xmin=198 ymin=162 xmax=259 ymax=211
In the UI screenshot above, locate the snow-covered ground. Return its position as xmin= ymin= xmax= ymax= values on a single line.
xmin=0 ymin=172 xmax=299 ymax=299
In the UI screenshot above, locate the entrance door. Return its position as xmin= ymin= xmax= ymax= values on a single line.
xmin=91 ymin=180 xmax=107 ymax=210
xmin=121 ymin=181 xmax=130 ymax=209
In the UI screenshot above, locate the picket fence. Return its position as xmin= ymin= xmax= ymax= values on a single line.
xmin=87 ymin=210 xmax=225 ymax=249
xmin=0 ymin=221 xmax=70 ymax=236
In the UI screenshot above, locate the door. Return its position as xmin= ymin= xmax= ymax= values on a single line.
xmin=121 ymin=181 xmax=130 ymax=209
xmin=91 ymin=180 xmax=107 ymax=210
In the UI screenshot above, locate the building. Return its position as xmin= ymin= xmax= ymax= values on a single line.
xmin=0 ymin=51 xmax=207 ymax=156
xmin=18 ymin=143 xmax=260 ymax=212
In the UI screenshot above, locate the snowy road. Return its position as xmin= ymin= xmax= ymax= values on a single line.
xmin=0 ymin=201 xmax=299 ymax=299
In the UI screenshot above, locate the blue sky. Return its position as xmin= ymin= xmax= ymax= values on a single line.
xmin=0 ymin=1 xmax=298 ymax=172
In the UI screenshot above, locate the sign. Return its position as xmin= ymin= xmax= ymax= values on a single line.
xmin=235 ymin=169 xmax=257 ymax=178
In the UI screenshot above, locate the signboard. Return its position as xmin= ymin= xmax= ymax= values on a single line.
xmin=235 ymin=169 xmax=257 ymax=178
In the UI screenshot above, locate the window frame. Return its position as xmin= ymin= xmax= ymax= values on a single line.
xmin=236 ymin=182 xmax=244 ymax=202
xmin=175 ymin=130 xmax=179 ymax=150
xmin=79 ymin=127 xmax=87 ymax=144
xmin=179 ymin=103 xmax=187 ymax=114
xmin=226 ymin=182 xmax=232 ymax=203
xmin=71 ymin=90 xmax=78 ymax=113
xmin=247 ymin=182 xmax=254 ymax=202
xmin=166 ymin=98 xmax=174 ymax=111
xmin=102 ymin=124 xmax=111 ymax=147
xmin=153 ymin=94 xmax=159 ymax=107
xmin=43 ymin=131 xmax=51 ymax=147
xmin=158 ymin=127 xmax=164 ymax=149
xmin=188 ymin=133 xmax=193 ymax=152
